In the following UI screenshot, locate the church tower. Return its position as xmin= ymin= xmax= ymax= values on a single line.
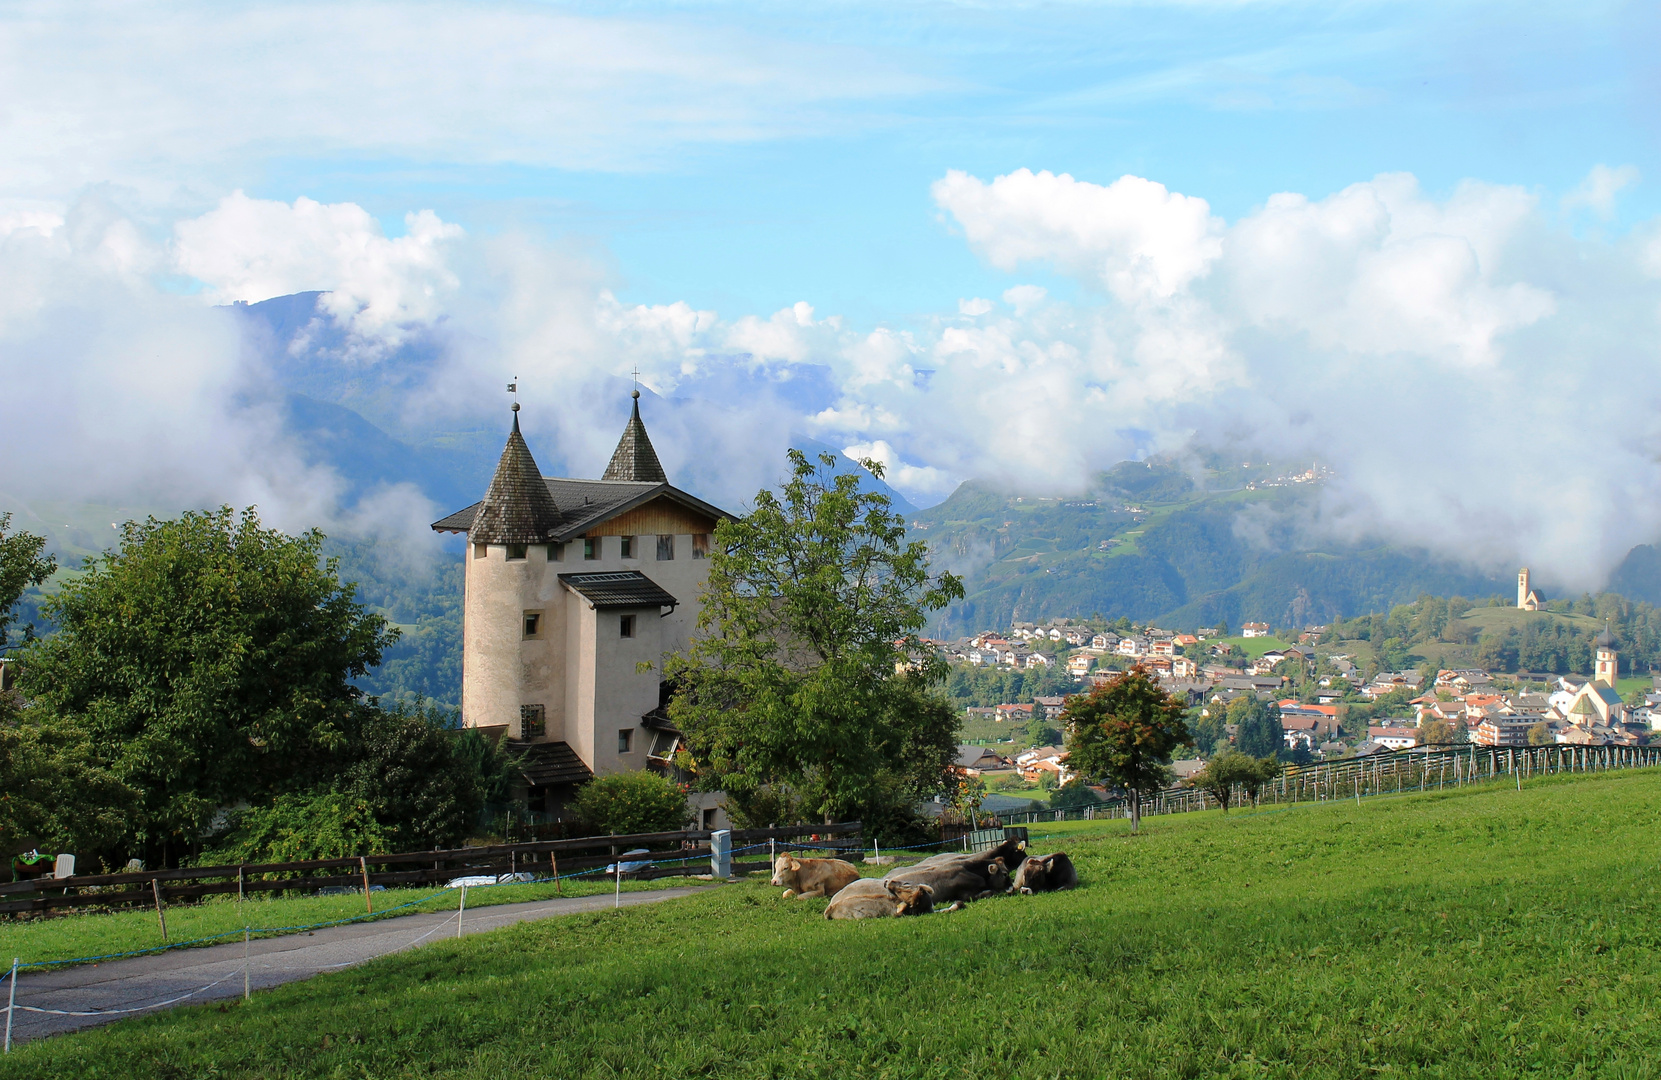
xmin=1594 ymin=622 xmax=1618 ymax=687
xmin=1517 ymin=568 xmax=1541 ymax=611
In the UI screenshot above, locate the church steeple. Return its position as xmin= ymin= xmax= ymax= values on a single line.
xmin=1594 ymin=620 xmax=1618 ymax=687
xmin=468 ymin=403 xmax=563 ymax=544
xmin=602 ymin=390 xmax=668 ymax=483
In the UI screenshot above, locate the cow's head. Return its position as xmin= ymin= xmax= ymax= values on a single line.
xmin=985 ymin=858 xmax=1011 ymax=893
xmin=770 ymin=854 xmax=802 ymax=886
xmin=886 ymin=880 xmax=934 ymax=916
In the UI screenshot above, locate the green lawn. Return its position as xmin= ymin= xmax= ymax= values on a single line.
xmin=9 ymin=769 xmax=1661 ymax=1078
xmin=0 ymin=875 xmax=701 ymax=972
xmin=1210 ymin=634 xmax=1292 ymax=659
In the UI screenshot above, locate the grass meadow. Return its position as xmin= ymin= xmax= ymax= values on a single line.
xmin=6 ymin=769 xmax=1661 ymax=1079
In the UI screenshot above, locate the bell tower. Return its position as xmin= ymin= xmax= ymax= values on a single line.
xmin=1594 ymin=622 xmax=1617 ymax=687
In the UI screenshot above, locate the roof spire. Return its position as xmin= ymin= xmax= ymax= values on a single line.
xmin=602 ymin=387 xmax=668 ymax=483
xmin=468 ymin=404 xmax=563 ymax=544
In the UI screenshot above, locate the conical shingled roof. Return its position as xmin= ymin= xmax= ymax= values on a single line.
xmin=468 ymin=405 xmax=563 ymax=544
xmin=601 ymin=391 xmax=668 ymax=484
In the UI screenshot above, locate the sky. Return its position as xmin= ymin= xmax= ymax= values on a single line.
xmin=2 ymin=1 xmax=1660 ymax=591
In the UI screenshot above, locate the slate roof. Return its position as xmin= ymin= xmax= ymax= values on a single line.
xmin=559 ymin=571 xmax=679 ymax=609
xmin=432 ymin=479 xmax=730 ymax=543
xmin=602 ymin=391 xmax=668 ymax=483
xmin=465 ymin=405 xmax=565 ymax=544
xmin=505 ymin=740 xmax=594 ymax=787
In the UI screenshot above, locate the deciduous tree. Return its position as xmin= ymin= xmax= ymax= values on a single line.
xmin=668 ymin=451 xmax=964 ymax=828
xmin=1061 ymin=666 xmax=1191 ymax=833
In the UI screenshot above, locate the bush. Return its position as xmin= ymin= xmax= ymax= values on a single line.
xmin=202 ymin=790 xmax=388 ymax=864
xmin=571 ymin=771 xmax=692 ymax=836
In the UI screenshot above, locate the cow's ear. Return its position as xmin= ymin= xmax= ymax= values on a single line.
xmin=919 ymin=883 xmax=934 ymax=896
xmin=788 ymin=857 xmax=801 ymax=870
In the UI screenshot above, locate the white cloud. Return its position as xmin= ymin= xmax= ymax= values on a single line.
xmin=843 ymin=441 xmax=952 ymax=504
xmin=0 ymin=1 xmax=932 ymax=202
xmin=1563 ymin=164 xmax=1639 ymax=219
xmin=173 ymin=192 xmax=464 ymax=336
xmin=932 ymin=168 xmax=1224 ymax=301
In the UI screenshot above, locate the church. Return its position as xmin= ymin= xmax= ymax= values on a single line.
xmin=431 ymin=393 xmax=733 ymax=817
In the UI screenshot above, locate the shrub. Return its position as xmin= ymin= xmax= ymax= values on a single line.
xmin=571 ymin=771 xmax=692 ymax=836
xmin=202 ymin=790 xmax=388 ymax=864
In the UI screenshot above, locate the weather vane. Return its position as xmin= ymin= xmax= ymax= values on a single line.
xmin=507 ymin=376 xmax=518 ymax=395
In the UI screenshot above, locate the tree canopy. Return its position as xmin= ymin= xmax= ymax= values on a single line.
xmin=668 ymin=450 xmax=964 ymax=831
xmin=1061 ymin=666 xmax=1191 ymax=832
xmin=0 ymin=512 xmax=55 ymax=647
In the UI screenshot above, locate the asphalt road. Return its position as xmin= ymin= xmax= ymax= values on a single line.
xmin=4 ymin=886 xmax=707 ymax=1046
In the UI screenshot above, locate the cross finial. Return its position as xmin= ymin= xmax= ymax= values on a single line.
xmin=630 ymin=365 xmax=641 ymax=400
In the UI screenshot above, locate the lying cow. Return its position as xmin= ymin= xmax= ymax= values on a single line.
xmin=824 ymin=878 xmax=935 ymax=920
xmin=883 ymin=848 xmax=1017 ymax=906
xmin=1012 ymin=852 xmax=1077 ymax=893
xmin=771 ymin=854 xmax=860 ymax=900
xmin=881 ymin=836 xmax=1025 ymax=902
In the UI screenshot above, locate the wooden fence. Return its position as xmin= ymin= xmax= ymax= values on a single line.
xmin=0 ymin=823 xmax=863 ymax=916
xmin=992 ymin=742 xmax=1661 ymax=825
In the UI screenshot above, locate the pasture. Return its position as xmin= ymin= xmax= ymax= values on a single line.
xmin=6 ymin=769 xmax=1661 ymax=1078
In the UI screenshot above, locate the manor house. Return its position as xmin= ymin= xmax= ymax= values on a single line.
xmin=432 ymin=393 xmax=732 ymax=815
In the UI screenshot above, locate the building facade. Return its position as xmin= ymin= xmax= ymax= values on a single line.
xmin=431 ymin=395 xmax=733 ymax=811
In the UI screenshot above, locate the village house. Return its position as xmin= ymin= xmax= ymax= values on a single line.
xmin=1150 ymin=638 xmax=1176 ymax=657
xmin=995 ymin=702 xmax=1036 ymax=724
xmin=1034 ymin=696 xmax=1069 ymax=721
xmin=1242 ymin=622 xmax=1271 ymax=638
xmin=1367 ymin=726 xmax=1419 ymax=750
xmin=1116 ymin=636 xmax=1148 ymax=658
xmin=1016 ymin=745 xmax=1072 ymax=784
xmin=431 ymin=396 xmax=732 ymax=820
xmin=953 ymin=745 xmax=1013 ymax=777
xmin=1067 ymin=654 xmax=1095 ymax=676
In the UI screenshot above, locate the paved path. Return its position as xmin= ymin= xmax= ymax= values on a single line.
xmin=4 ymin=886 xmax=707 ymax=1046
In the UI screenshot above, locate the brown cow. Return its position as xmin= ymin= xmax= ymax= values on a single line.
xmin=882 ymin=838 xmax=1025 ymax=904
xmin=824 ymin=878 xmax=935 ymax=920
xmin=771 ymin=854 xmax=861 ymax=899
xmin=1012 ymin=852 xmax=1078 ymax=893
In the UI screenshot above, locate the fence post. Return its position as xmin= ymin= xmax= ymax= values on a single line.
xmin=710 ymin=830 xmax=732 ymax=880
xmin=551 ymin=852 xmax=561 ymax=896
xmin=360 ymin=856 xmax=372 ymax=914
xmin=457 ymin=884 xmax=466 ymax=939
xmin=152 ymin=879 xmax=169 ymax=941
xmin=4 ymin=956 xmax=15 ymax=1054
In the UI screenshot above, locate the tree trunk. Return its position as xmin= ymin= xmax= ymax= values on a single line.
xmin=1130 ymin=790 xmax=1141 ymax=834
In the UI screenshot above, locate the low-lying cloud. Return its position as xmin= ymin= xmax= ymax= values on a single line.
xmin=4 ymin=168 xmax=1661 ymax=597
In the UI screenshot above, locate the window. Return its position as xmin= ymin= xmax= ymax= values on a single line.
xmin=506 ymin=544 xmax=527 ymax=561
xmin=520 ymin=704 xmax=546 ymax=738
xmin=701 ymin=807 xmax=718 ymax=830
xmin=472 ymin=543 xmax=487 ymax=560
xmin=656 ymin=534 xmax=675 ymax=560
xmin=620 ymin=535 xmax=634 ymax=558
xmin=583 ymin=538 xmax=598 ymax=560
xmin=618 ymin=728 xmax=634 ymax=754
xmin=692 ymin=533 xmax=710 ymax=559
xmin=550 ymin=542 xmax=564 ymax=562
xmin=522 ymin=611 xmax=542 ymax=639
xmin=620 ymin=614 xmax=635 ymax=638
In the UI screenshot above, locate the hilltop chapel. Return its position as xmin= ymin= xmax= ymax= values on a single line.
xmin=431 ymin=393 xmax=733 ymax=821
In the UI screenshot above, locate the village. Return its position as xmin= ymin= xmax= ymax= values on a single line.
xmin=938 ymin=574 xmax=1660 ymax=809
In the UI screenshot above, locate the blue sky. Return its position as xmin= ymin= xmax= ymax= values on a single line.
xmin=235 ymin=1 xmax=1659 ymax=324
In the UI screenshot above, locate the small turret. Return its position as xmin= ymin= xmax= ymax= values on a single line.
xmin=602 ymin=391 xmax=668 ymax=484
xmin=468 ymin=404 xmax=563 ymax=544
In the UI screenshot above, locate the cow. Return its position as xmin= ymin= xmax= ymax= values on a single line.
xmin=882 ymin=836 xmax=1026 ymax=904
xmin=824 ymin=878 xmax=935 ymax=920
xmin=1012 ymin=852 xmax=1078 ymax=893
xmin=771 ymin=854 xmax=861 ymax=900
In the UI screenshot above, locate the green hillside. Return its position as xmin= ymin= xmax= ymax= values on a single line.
xmin=15 ymin=769 xmax=1661 ymax=1079
xmin=916 ymin=458 xmax=1512 ymax=635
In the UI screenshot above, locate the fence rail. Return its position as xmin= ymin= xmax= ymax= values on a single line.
xmin=0 ymin=823 xmax=863 ymax=915
xmin=990 ymin=742 xmax=1661 ymax=825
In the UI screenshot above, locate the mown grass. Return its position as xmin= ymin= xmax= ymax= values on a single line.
xmin=0 ymin=874 xmax=694 ymax=970
xmin=8 ymin=770 xmax=1661 ymax=1079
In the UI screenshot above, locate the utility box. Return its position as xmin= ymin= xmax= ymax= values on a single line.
xmin=709 ymin=830 xmax=731 ymax=880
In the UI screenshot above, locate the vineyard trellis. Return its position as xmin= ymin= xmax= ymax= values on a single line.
xmin=991 ymin=743 xmax=1661 ymax=825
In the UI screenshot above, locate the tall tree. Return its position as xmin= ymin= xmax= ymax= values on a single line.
xmin=0 ymin=512 xmax=55 ymax=647
xmin=20 ymin=507 xmax=398 ymax=862
xmin=1062 ymin=666 xmax=1192 ymax=833
xmin=1229 ymin=695 xmax=1285 ymax=759
xmin=668 ymin=450 xmax=964 ymax=829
